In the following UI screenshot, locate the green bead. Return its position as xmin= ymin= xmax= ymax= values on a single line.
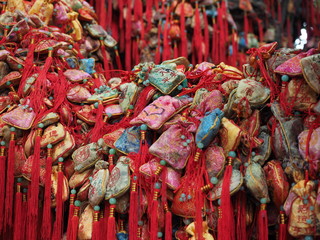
xmin=94 ymin=206 xmax=100 ymax=211
xmin=38 ymin=123 xmax=44 ymax=128
xmin=14 ymin=27 xmax=19 ymax=32
xmin=197 ymin=143 xmax=204 ymax=149
xmin=154 ymin=182 xmax=161 ymax=189
xmin=128 ymin=105 xmax=134 ymax=110
xmin=140 ymin=124 xmax=148 ymax=131
xmin=10 ymin=127 xmax=15 ymax=132
xmin=228 ymin=151 xmax=236 ymax=158
xmin=260 ymin=198 xmax=267 ymax=204
xmin=109 ymin=198 xmax=117 ymax=205
xmin=48 ymin=47 xmax=53 ymax=51
xmin=210 ymin=177 xmax=218 ymax=185
xmin=99 ymin=37 xmax=104 ymax=40
xmin=83 ymin=79 xmax=87 ymax=83
xmin=310 ymin=206 xmax=315 ymax=211
xmin=74 ymin=200 xmax=81 ymax=207
xmin=17 ymin=177 xmax=22 ymax=183
xmin=23 ymin=188 xmax=28 ymax=193
xmin=180 ymin=135 xmax=186 ymax=140
xmin=58 ymin=157 xmax=64 ymax=162
xmin=160 ymin=160 xmax=166 ymax=166
xmin=157 ymin=232 xmax=163 ymax=238
xmin=217 ymin=199 xmax=221 ymax=206
xmin=0 ymin=141 xmax=5 ymax=146
xmin=138 ymin=220 xmax=143 ymax=226
xmin=305 ymin=236 xmax=313 ymax=240
xmin=251 ymin=151 xmax=256 ymax=157
xmin=71 ymin=189 xmax=77 ymax=194
xmin=6 ymin=81 xmax=11 ymax=85
xmin=94 ymin=102 xmax=99 ymax=109
xmin=17 ymin=64 xmax=23 ymax=69
xmin=306 ymin=219 xmax=312 ymax=224
xmin=109 ymin=148 xmax=116 ymax=155
xmin=68 ymin=45 xmax=73 ymax=49
xmin=281 ymin=75 xmax=289 ymax=82
xmin=47 ymin=144 xmax=53 ymax=149
xmin=182 ymin=142 xmax=188 ymax=147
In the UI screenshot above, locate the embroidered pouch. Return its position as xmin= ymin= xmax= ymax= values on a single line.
xmin=195 ymin=108 xmax=224 ymax=148
xmin=236 ymin=78 xmax=270 ymax=106
xmin=77 ymin=179 xmax=91 ymax=202
xmin=2 ymin=105 xmax=36 ymax=130
xmin=284 ymin=78 xmax=318 ymax=112
xmin=86 ymin=23 xmax=108 ymax=38
xmin=69 ymin=168 xmax=93 ymax=189
xmin=298 ymin=127 xmax=320 ymax=161
xmin=190 ymin=88 xmax=209 ymax=109
xmin=208 ymin=169 xmax=243 ymax=200
xmin=284 ymin=181 xmax=317 ymax=238
xmin=115 ymin=192 xmax=130 ymax=214
xmin=147 ymin=63 xmax=185 ymax=94
xmin=301 ymin=53 xmax=320 ymax=94
xmin=149 ymin=124 xmax=193 ymax=169
xmin=0 ymin=71 xmax=21 ymax=89
xmin=88 ymin=160 xmax=109 ymax=206
xmin=72 ymin=142 xmax=106 ymax=172
xmin=104 ymin=33 xmax=117 ymax=48
xmin=0 ymin=96 xmax=11 ymax=114
xmin=219 ymin=117 xmax=242 ymax=155
xmin=139 ymin=159 xmax=181 ymax=190
xmin=67 ymin=85 xmax=92 ymax=103
xmin=195 ymin=90 xmax=223 ymax=115
xmin=78 ymin=204 xmax=94 ymax=240
xmin=245 ymin=162 xmax=270 ymax=202
xmin=186 ymin=221 xmax=214 ymax=240
xmin=64 ymin=69 xmax=91 ymax=83
xmin=114 ymin=126 xmax=142 ymax=155
xmin=255 ymin=126 xmax=272 ymax=165
xmin=34 ymin=39 xmax=61 ymax=53
xmin=14 ymin=144 xmax=27 ymax=176
xmin=217 ymin=62 xmax=244 ymax=80
xmin=264 ymin=160 xmax=289 ymax=209
xmin=205 ymin=144 xmax=225 ymax=179
xmin=51 ymin=166 xmax=69 ymax=207
xmin=104 ymin=104 xmax=123 ymax=117
xmin=130 ymin=95 xmax=192 ymax=130
xmin=119 ymin=82 xmax=139 ymax=113
xmin=5 ymin=55 xmax=23 ymax=70
xmin=76 ymin=104 xmax=97 ymax=125
xmin=40 ymin=122 xmax=66 ymax=148
xmin=275 ymin=48 xmax=317 ymax=76
xmin=6 ymin=19 xmax=29 ymax=42
xmin=0 ymin=50 xmax=10 ymax=61
xmin=105 ymin=156 xmax=131 ymax=200
xmin=86 ymin=86 xmax=118 ymax=103
xmin=52 ymin=131 xmax=75 ymax=162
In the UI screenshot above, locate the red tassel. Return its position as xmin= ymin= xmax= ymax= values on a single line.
xmin=278 ymin=211 xmax=287 ymax=240
xmin=257 ymin=19 xmax=264 ymax=43
xmin=41 ymin=146 xmax=53 ymax=240
xmin=0 ymin=144 xmax=5 ymax=234
xmin=129 ymin=179 xmax=138 ymax=240
xmin=180 ymin=1 xmax=187 ymax=58
xmin=115 ymin=48 xmax=123 ymax=69
xmin=100 ymin=40 xmax=110 ymax=79
xmin=164 ymin=205 xmax=172 ymax=240
xmin=4 ymin=131 xmax=16 ymax=233
xmin=99 ymin=0 xmax=107 ymax=28
xmin=119 ymin=0 xmax=124 ymax=51
xmin=235 ymin=190 xmax=247 ymax=240
xmin=66 ymin=190 xmax=76 ymax=239
xmin=244 ymin=11 xmax=249 ymax=46
xmin=107 ymin=0 xmax=113 ymax=30
xmin=150 ymin=189 xmax=159 ymax=240
xmin=162 ymin=5 xmax=170 ymax=61
xmin=146 ymin=0 xmax=152 ymax=31
xmin=67 ymin=203 xmax=80 ymax=240
xmin=21 ymin=188 xmax=28 ymax=239
xmin=219 ymin=156 xmax=234 ymax=240
xmin=194 ymin=2 xmax=203 ymax=63
xmin=92 ymin=208 xmax=100 ymax=240
xmin=173 ymin=41 xmax=178 ymax=59
xmin=125 ymin=3 xmax=132 ymax=70
xmin=107 ymin=203 xmax=116 ymax=240
xmin=103 ymin=203 xmax=110 ymax=238
xmin=217 ymin=206 xmax=223 ymax=240
xmin=29 ymin=50 xmax=53 ymax=115
xmin=13 ymin=181 xmax=22 ymax=240
xmin=26 ymin=127 xmax=42 ymax=240
xmin=203 ymin=7 xmax=210 ymax=61
xmin=52 ymin=159 xmax=65 ymax=240
xmin=133 ymin=85 xmax=156 ymax=117
xmin=155 ymin=21 xmax=162 ymax=64
xmin=258 ymin=201 xmax=268 ymax=240
xmin=89 ymin=102 xmax=104 ymax=143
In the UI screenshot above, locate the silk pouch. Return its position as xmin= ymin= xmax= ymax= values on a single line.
xmin=105 ymin=156 xmax=131 ymax=200
xmin=301 ymin=53 xmax=320 ymax=94
xmin=149 ymin=124 xmax=193 ymax=170
xmin=130 ymin=95 xmax=192 ymax=130
xmin=195 ymin=108 xmax=224 ymax=148
xmin=88 ymin=160 xmax=109 ymax=206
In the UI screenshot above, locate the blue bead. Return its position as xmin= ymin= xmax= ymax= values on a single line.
xmin=138 ymin=221 xmax=143 ymax=226
xmin=210 ymin=177 xmax=218 ymax=184
xmin=109 ymin=148 xmax=116 ymax=155
xmin=140 ymin=124 xmax=148 ymax=131
xmin=160 ymin=160 xmax=166 ymax=166
xmin=281 ymin=75 xmax=289 ymax=82
xmin=310 ymin=206 xmax=315 ymax=211
xmin=251 ymin=151 xmax=256 ymax=157
xmin=179 ymin=197 xmax=183 ymax=202
xmin=187 ymin=195 xmax=192 ymax=200
xmin=157 ymin=232 xmax=163 ymax=238
xmin=10 ymin=127 xmax=16 ymax=132
xmin=228 ymin=151 xmax=236 ymax=158
xmin=197 ymin=143 xmax=204 ymax=149
xmin=306 ymin=219 xmax=312 ymax=224
xmin=0 ymin=141 xmax=5 ymax=146
xmin=260 ymin=198 xmax=267 ymax=204
xmin=38 ymin=123 xmax=44 ymax=128
xmin=47 ymin=144 xmax=53 ymax=149
xmin=154 ymin=182 xmax=161 ymax=189
xmin=74 ymin=200 xmax=81 ymax=207
xmin=133 ymin=176 xmax=138 ymax=181
xmin=58 ymin=157 xmax=64 ymax=162
xmin=17 ymin=177 xmax=22 ymax=183
xmin=217 ymin=199 xmax=221 ymax=206
xmin=109 ymin=198 xmax=117 ymax=205
xmin=182 ymin=142 xmax=188 ymax=147
xmin=181 ymin=193 xmax=186 ymax=198
xmin=180 ymin=135 xmax=186 ymax=140
xmin=71 ymin=189 xmax=77 ymax=194
xmin=305 ymin=236 xmax=313 ymax=240
xmin=303 ymin=199 xmax=309 ymax=204
xmin=94 ymin=206 xmax=100 ymax=211
xmin=186 ymin=139 xmax=191 ymax=144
